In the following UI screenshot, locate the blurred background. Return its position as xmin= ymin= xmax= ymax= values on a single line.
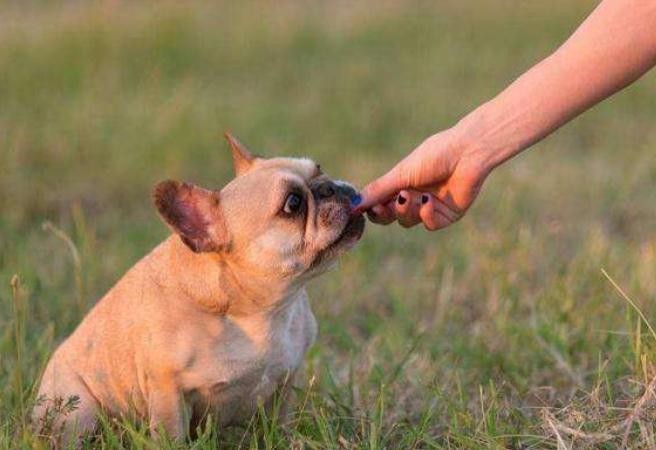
xmin=2 ymin=1 xmax=656 ymax=447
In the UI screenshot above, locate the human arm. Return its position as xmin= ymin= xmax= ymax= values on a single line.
xmin=357 ymin=0 xmax=656 ymax=230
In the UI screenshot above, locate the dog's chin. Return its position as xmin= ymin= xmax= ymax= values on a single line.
xmin=307 ymin=214 xmax=365 ymax=272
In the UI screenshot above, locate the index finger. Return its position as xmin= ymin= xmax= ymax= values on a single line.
xmin=353 ymin=169 xmax=404 ymax=213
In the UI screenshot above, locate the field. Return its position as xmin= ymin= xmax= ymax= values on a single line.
xmin=2 ymin=1 xmax=656 ymax=448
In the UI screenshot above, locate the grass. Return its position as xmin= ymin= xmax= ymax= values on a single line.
xmin=1 ymin=0 xmax=656 ymax=448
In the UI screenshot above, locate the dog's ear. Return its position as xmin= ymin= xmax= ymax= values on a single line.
xmin=153 ymin=180 xmax=229 ymax=253
xmin=224 ymin=132 xmax=255 ymax=176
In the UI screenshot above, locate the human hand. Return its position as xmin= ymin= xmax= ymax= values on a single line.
xmin=356 ymin=0 xmax=656 ymax=232
xmin=355 ymin=129 xmax=490 ymax=230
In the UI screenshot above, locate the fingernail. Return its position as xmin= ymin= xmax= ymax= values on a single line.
xmin=397 ymin=195 xmax=406 ymax=205
xmin=421 ymin=194 xmax=429 ymax=204
xmin=350 ymin=194 xmax=362 ymax=207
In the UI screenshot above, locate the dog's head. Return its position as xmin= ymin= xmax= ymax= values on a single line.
xmin=153 ymin=134 xmax=365 ymax=285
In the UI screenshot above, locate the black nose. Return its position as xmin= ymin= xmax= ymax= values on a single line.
xmin=317 ymin=181 xmax=336 ymax=199
xmin=314 ymin=180 xmax=357 ymax=201
xmin=336 ymin=183 xmax=357 ymax=199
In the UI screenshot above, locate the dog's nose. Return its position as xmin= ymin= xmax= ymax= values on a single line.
xmin=317 ymin=181 xmax=336 ymax=199
xmin=314 ymin=180 xmax=358 ymax=202
xmin=335 ymin=182 xmax=357 ymax=199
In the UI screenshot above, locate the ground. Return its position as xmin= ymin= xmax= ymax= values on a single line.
xmin=2 ymin=1 xmax=656 ymax=448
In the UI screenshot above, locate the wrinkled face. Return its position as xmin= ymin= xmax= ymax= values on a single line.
xmin=220 ymin=157 xmax=365 ymax=278
xmin=152 ymin=134 xmax=365 ymax=286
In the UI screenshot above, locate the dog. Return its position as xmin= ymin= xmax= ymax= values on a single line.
xmin=33 ymin=134 xmax=365 ymax=443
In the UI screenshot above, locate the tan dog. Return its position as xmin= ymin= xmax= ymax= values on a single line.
xmin=33 ymin=134 xmax=365 ymax=443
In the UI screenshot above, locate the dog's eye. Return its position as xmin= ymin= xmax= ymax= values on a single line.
xmin=283 ymin=193 xmax=303 ymax=215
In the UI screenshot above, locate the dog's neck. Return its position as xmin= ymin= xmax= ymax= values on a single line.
xmin=157 ymin=235 xmax=302 ymax=316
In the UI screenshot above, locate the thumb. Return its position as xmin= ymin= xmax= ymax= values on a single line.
xmin=356 ymin=167 xmax=405 ymax=212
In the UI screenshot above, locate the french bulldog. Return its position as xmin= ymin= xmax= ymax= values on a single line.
xmin=33 ymin=134 xmax=365 ymax=443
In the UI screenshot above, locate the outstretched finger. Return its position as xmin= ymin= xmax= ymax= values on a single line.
xmin=356 ymin=168 xmax=405 ymax=213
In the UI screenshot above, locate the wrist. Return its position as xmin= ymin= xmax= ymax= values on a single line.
xmin=450 ymin=100 xmax=522 ymax=174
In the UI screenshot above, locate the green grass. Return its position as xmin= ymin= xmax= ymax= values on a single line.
xmin=2 ymin=1 xmax=656 ymax=448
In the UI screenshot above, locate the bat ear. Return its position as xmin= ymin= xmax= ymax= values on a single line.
xmin=152 ymin=180 xmax=229 ymax=253
xmin=224 ymin=132 xmax=255 ymax=176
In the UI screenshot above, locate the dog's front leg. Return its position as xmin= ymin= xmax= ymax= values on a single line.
xmin=148 ymin=380 xmax=185 ymax=440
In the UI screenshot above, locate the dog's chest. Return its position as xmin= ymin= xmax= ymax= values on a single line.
xmin=181 ymin=296 xmax=317 ymax=424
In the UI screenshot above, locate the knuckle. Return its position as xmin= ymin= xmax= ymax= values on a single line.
xmin=398 ymin=217 xmax=417 ymax=228
xmin=367 ymin=210 xmax=394 ymax=225
xmin=391 ymin=167 xmax=409 ymax=190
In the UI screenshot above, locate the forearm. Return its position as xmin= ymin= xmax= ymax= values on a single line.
xmin=456 ymin=0 xmax=656 ymax=171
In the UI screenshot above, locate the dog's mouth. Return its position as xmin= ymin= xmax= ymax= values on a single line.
xmin=308 ymin=213 xmax=365 ymax=270
xmin=331 ymin=213 xmax=366 ymax=250
xmin=332 ymin=214 xmax=365 ymax=249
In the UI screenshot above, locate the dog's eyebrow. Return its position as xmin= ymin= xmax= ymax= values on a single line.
xmin=276 ymin=178 xmax=307 ymax=202
xmin=280 ymin=179 xmax=301 ymax=192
